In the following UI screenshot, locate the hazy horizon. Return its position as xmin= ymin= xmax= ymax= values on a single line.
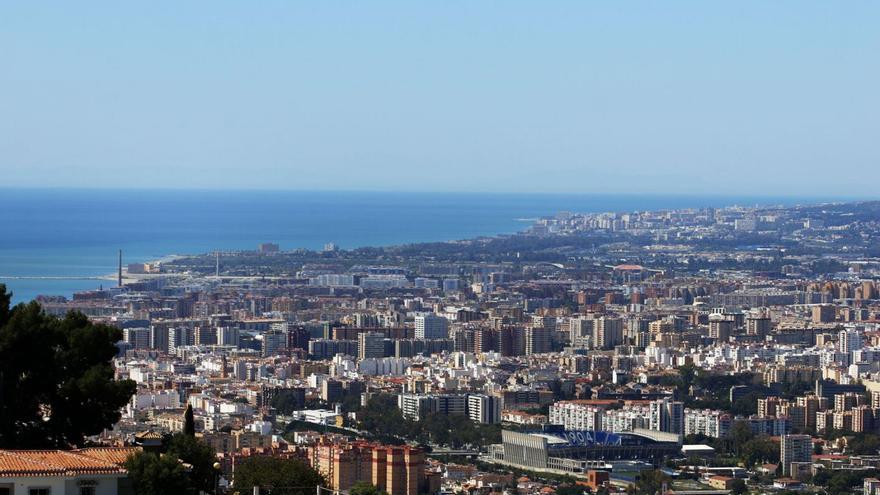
xmin=2 ymin=2 xmax=878 ymax=195
xmin=0 ymin=186 xmax=872 ymax=203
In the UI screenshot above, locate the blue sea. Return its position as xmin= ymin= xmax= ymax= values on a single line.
xmin=0 ymin=188 xmax=848 ymax=304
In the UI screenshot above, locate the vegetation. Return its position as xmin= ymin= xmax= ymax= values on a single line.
xmin=630 ymin=469 xmax=671 ymax=495
xmin=270 ymin=389 xmax=306 ymax=415
xmin=683 ymin=421 xmax=779 ymax=469
xmin=125 ymin=451 xmax=192 ymax=495
xmin=357 ymin=394 xmax=501 ymax=448
xmin=166 ymin=433 xmax=218 ymax=493
xmin=125 ymin=433 xmax=218 ymax=494
xmin=812 ymin=468 xmax=880 ymax=495
xmin=729 ymin=479 xmax=747 ymax=495
xmin=417 ymin=412 xmax=502 ymax=448
xmin=555 ymin=484 xmax=588 ymax=495
xmin=349 ymin=481 xmax=388 ymax=495
xmin=662 ymin=365 xmax=761 ymax=413
xmin=0 ymin=287 xmax=136 ymax=448
xmin=233 ymin=456 xmax=324 ymax=495
xmin=846 ymin=433 xmax=880 ymax=455
xmin=684 ymin=366 xmax=813 ymax=410
xmin=183 ymin=403 xmax=196 ymax=436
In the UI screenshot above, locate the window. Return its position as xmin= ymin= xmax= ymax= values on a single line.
xmin=79 ymin=488 xmax=96 ymax=495
xmin=28 ymin=489 xmax=51 ymax=495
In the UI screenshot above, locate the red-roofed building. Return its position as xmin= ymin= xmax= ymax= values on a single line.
xmin=0 ymin=447 xmax=139 ymax=495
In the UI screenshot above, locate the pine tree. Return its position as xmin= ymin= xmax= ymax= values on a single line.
xmin=183 ymin=403 xmax=196 ymax=437
xmin=0 ymin=286 xmax=136 ymax=449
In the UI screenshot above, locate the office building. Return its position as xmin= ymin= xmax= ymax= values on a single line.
xmin=322 ymin=379 xmax=344 ymax=403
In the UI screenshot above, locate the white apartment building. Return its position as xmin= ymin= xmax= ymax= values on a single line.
xmin=549 ymin=402 xmax=604 ymax=431
xmin=684 ymin=409 xmax=732 ymax=438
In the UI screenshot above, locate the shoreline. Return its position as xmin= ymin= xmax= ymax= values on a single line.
xmin=1 ymin=255 xmax=188 ymax=304
xmin=98 ymin=254 xmax=186 ymax=284
xmin=5 ymin=196 xmax=878 ymax=303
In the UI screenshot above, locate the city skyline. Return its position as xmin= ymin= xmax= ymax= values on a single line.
xmin=3 ymin=3 xmax=880 ymax=493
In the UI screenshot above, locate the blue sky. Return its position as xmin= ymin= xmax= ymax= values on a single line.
xmin=1 ymin=2 xmax=877 ymax=195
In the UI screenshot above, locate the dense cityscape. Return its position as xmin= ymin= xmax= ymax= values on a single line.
xmin=4 ymin=199 xmax=880 ymax=494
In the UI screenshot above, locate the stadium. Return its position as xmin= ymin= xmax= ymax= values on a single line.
xmin=487 ymin=426 xmax=681 ymax=475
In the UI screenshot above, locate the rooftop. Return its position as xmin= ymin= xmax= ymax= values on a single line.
xmin=0 ymin=447 xmax=139 ymax=478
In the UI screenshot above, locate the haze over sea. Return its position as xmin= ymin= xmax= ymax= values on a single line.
xmin=0 ymin=188 xmax=847 ymax=304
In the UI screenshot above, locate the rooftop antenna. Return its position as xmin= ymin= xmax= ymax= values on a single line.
xmin=118 ymin=249 xmax=123 ymax=287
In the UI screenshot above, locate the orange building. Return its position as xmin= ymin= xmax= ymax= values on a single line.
xmin=581 ymin=470 xmax=610 ymax=491
xmin=311 ymin=439 xmax=425 ymax=495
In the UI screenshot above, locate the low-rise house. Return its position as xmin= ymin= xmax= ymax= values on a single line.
xmin=0 ymin=447 xmax=138 ymax=495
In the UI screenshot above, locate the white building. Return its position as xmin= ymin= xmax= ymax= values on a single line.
xmin=839 ymin=329 xmax=864 ymax=354
xmin=398 ymin=393 xmax=467 ymax=421
xmin=684 ymin=409 xmax=732 ymax=438
xmin=467 ymin=394 xmax=502 ymax=424
xmin=127 ymin=389 xmax=181 ymax=416
xmin=357 ymin=357 xmax=410 ymax=377
xmin=602 ymin=406 xmax=650 ymax=433
xmin=549 ymin=402 xmax=604 ymax=431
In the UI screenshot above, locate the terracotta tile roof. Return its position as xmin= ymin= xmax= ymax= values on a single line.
xmin=135 ymin=430 xmax=164 ymax=440
xmin=0 ymin=452 xmax=61 ymax=476
xmin=0 ymin=447 xmax=139 ymax=477
xmin=76 ymin=447 xmax=141 ymax=466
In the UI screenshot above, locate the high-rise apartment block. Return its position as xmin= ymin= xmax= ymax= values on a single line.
xmin=358 ymin=331 xmax=386 ymax=360
xmin=781 ymin=434 xmax=812 ymax=476
xmin=415 ymin=314 xmax=448 ymax=339
xmin=311 ymin=440 xmax=424 ymax=495
xmin=650 ymin=398 xmax=684 ymax=436
xmin=525 ymin=325 xmax=551 ymax=355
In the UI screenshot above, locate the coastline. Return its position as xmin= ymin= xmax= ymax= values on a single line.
xmin=97 ymin=254 xmax=186 ymax=284
xmin=3 ymin=191 xmax=873 ymax=304
xmin=1 ymin=255 xmax=186 ymax=304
